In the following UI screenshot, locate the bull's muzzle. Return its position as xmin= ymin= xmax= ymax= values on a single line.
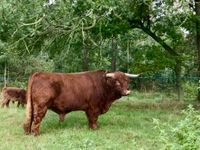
xmin=123 ymin=90 xmax=131 ymax=96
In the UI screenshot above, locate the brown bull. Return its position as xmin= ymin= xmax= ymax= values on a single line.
xmin=23 ymin=70 xmax=139 ymax=136
xmin=1 ymin=87 xmax=26 ymax=108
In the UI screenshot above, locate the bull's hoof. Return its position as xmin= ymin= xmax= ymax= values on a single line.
xmin=24 ymin=128 xmax=31 ymax=135
xmin=32 ymin=132 xmax=40 ymax=136
xmin=59 ymin=117 xmax=65 ymax=124
xmin=23 ymin=124 xmax=31 ymax=135
xmin=89 ymin=124 xmax=97 ymax=130
xmin=31 ymin=128 xmax=40 ymax=136
xmin=24 ymin=131 xmax=31 ymax=135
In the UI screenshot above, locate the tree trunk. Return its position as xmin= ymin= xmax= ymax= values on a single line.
xmin=175 ymin=59 xmax=182 ymax=101
xmin=4 ymin=65 xmax=7 ymax=87
xmin=82 ymin=43 xmax=89 ymax=71
xmin=111 ymin=36 xmax=117 ymax=72
xmin=126 ymin=40 xmax=130 ymax=73
xmin=195 ymin=0 xmax=200 ymax=102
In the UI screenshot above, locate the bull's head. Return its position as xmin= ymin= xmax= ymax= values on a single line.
xmin=106 ymin=72 xmax=140 ymax=96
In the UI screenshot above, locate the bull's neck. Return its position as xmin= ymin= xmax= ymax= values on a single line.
xmin=105 ymin=84 xmax=121 ymax=102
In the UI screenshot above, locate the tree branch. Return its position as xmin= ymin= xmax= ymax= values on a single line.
xmin=21 ymin=17 xmax=43 ymax=27
xmin=82 ymin=16 xmax=96 ymax=30
xmin=128 ymin=18 xmax=179 ymax=57
xmin=141 ymin=26 xmax=179 ymax=56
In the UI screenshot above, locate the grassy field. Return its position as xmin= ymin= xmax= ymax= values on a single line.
xmin=0 ymin=92 xmax=188 ymax=150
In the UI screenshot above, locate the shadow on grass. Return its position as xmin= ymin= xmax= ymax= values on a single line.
xmin=41 ymin=111 xmax=89 ymax=132
xmin=40 ymin=110 xmax=135 ymax=135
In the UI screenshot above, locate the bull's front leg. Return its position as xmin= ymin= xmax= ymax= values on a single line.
xmin=59 ymin=113 xmax=66 ymax=122
xmin=85 ymin=109 xmax=100 ymax=129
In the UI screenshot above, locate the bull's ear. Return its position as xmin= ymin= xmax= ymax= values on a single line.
xmin=106 ymin=73 xmax=115 ymax=78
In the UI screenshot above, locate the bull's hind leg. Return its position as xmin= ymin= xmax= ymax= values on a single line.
xmin=31 ymin=104 xmax=48 ymax=136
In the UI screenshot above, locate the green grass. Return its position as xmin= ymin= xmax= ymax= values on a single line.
xmin=0 ymin=92 xmax=185 ymax=150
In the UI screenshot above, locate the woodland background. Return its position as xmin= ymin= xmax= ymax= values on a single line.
xmin=0 ymin=0 xmax=200 ymax=101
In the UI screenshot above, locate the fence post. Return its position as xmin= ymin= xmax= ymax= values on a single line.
xmin=4 ymin=65 xmax=7 ymax=87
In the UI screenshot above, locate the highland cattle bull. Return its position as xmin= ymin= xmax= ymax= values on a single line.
xmin=1 ymin=87 xmax=26 ymax=108
xmin=23 ymin=70 xmax=139 ymax=136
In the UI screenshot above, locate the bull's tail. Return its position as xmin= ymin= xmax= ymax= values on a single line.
xmin=23 ymin=73 xmax=35 ymax=135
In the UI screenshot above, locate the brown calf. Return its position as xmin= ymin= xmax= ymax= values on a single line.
xmin=1 ymin=87 xmax=26 ymax=108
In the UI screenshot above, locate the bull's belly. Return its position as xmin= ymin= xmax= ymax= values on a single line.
xmin=49 ymin=99 xmax=88 ymax=114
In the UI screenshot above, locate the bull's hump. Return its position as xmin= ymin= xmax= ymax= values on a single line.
xmin=32 ymin=70 xmax=106 ymax=77
xmin=67 ymin=70 xmax=106 ymax=75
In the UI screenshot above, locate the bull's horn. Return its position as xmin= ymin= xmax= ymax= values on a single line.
xmin=125 ymin=73 xmax=140 ymax=78
xmin=106 ymin=73 xmax=115 ymax=78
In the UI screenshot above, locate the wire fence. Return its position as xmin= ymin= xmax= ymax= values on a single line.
xmin=0 ymin=76 xmax=199 ymax=81
xmin=0 ymin=76 xmax=199 ymax=85
xmin=0 ymin=75 xmax=198 ymax=101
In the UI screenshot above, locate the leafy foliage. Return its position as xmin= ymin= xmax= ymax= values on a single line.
xmin=154 ymin=105 xmax=200 ymax=150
